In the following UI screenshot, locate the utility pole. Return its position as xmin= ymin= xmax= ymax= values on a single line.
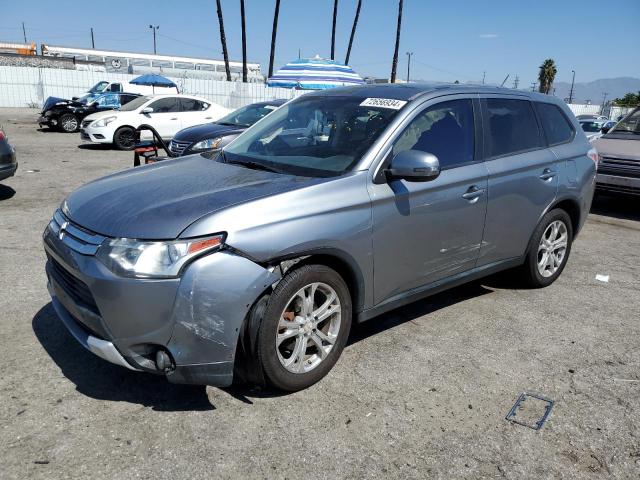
xmin=512 ymin=75 xmax=519 ymax=89
xmin=406 ymin=52 xmax=413 ymax=83
xmin=149 ymin=25 xmax=159 ymax=55
xmin=500 ymin=74 xmax=509 ymax=87
xmin=90 ymin=28 xmax=95 ymax=48
xmin=482 ymin=71 xmax=486 ymax=84
xmin=531 ymin=82 xmax=537 ymax=92
xmin=22 ymin=22 xmax=27 ymax=43
xmin=568 ymin=70 xmax=575 ymax=104
xmin=601 ymin=92 xmax=608 ymax=114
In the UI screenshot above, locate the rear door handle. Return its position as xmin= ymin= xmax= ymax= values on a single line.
xmin=462 ymin=185 xmax=485 ymax=203
xmin=539 ymin=168 xmax=556 ymax=181
xmin=170 ymin=117 xmax=178 ymax=120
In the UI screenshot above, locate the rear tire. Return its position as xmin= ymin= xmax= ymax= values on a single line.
xmin=58 ymin=113 xmax=78 ymax=133
xmin=113 ymin=126 xmax=135 ymax=150
xmin=256 ymin=264 xmax=352 ymax=392
xmin=521 ymin=209 xmax=573 ymax=288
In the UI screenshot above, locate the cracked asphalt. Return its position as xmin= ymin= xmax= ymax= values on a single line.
xmin=1 ymin=108 xmax=639 ymax=479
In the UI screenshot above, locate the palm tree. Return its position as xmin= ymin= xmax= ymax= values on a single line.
xmin=390 ymin=0 xmax=403 ymax=83
xmin=538 ymin=58 xmax=557 ymax=94
xmin=240 ymin=0 xmax=247 ymax=83
xmin=268 ymin=0 xmax=281 ymax=78
xmin=215 ymin=0 xmax=231 ymax=81
xmin=331 ymin=0 xmax=338 ymax=60
xmin=344 ymin=0 xmax=362 ymax=65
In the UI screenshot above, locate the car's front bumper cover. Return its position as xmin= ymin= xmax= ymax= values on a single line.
xmin=43 ymin=215 xmax=279 ymax=386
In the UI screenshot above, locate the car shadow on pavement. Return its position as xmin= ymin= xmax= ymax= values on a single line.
xmin=348 ymin=281 xmax=493 ymax=345
xmin=32 ymin=303 xmax=215 ymax=412
xmin=0 ymin=184 xmax=16 ymax=200
xmin=77 ymin=144 xmax=116 ymax=151
xmin=590 ymin=193 xmax=640 ymax=222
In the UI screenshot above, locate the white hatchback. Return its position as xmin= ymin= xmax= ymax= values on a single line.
xmin=80 ymin=94 xmax=229 ymax=150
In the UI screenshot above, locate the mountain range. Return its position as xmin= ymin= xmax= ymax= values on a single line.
xmin=549 ymin=77 xmax=640 ymax=105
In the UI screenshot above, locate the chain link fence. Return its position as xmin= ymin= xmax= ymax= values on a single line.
xmin=0 ymin=66 xmax=303 ymax=109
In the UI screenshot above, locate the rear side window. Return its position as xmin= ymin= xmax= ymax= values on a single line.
xmin=149 ymin=97 xmax=179 ymax=113
xmin=535 ymin=102 xmax=575 ymax=145
xmin=485 ymin=99 xmax=543 ymax=158
xmin=180 ymin=98 xmax=210 ymax=111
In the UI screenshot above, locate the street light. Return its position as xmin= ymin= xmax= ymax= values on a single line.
xmin=568 ymin=70 xmax=575 ymax=104
xmin=406 ymin=51 xmax=413 ymax=83
xmin=149 ymin=25 xmax=159 ymax=55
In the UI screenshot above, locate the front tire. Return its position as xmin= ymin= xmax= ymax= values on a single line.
xmin=58 ymin=113 xmax=78 ymax=133
xmin=257 ymin=265 xmax=352 ymax=392
xmin=521 ymin=209 xmax=573 ymax=288
xmin=113 ymin=126 xmax=136 ymax=150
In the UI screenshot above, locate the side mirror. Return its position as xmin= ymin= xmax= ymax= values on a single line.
xmin=386 ymin=150 xmax=440 ymax=182
xmin=601 ymin=126 xmax=610 ymax=134
xmin=141 ymin=107 xmax=154 ymax=114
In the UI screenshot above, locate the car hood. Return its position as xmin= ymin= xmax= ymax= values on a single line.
xmin=593 ymin=136 xmax=640 ymax=160
xmin=42 ymin=96 xmax=68 ymax=112
xmin=83 ymin=110 xmax=122 ymax=122
xmin=173 ymin=123 xmax=245 ymax=143
xmin=63 ymin=154 xmax=327 ymax=239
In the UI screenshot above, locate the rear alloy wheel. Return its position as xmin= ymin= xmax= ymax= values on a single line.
xmin=59 ymin=113 xmax=78 ymax=133
xmin=113 ymin=126 xmax=135 ymax=150
xmin=521 ymin=209 xmax=573 ymax=288
xmin=257 ymin=265 xmax=352 ymax=391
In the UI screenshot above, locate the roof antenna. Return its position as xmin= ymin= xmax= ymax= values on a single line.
xmin=500 ymin=74 xmax=510 ymax=87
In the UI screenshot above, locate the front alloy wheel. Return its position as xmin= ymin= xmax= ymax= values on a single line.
xmin=276 ymin=282 xmax=341 ymax=373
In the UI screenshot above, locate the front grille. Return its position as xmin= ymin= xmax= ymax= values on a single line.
xmin=598 ymin=156 xmax=640 ymax=179
xmin=49 ymin=256 xmax=100 ymax=315
xmin=169 ymin=139 xmax=190 ymax=156
xmin=81 ymin=120 xmax=92 ymax=129
xmin=48 ymin=209 xmax=106 ymax=255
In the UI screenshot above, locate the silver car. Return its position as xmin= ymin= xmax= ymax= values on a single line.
xmin=43 ymin=84 xmax=596 ymax=391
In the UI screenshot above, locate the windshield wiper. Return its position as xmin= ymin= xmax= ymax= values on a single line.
xmin=216 ymin=121 xmax=239 ymax=127
xmin=227 ymin=159 xmax=281 ymax=173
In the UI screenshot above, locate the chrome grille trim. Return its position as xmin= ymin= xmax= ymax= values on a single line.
xmin=169 ymin=139 xmax=190 ymax=156
xmin=49 ymin=209 xmax=107 ymax=255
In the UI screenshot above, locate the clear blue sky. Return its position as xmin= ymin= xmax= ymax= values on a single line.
xmin=2 ymin=0 xmax=639 ymax=87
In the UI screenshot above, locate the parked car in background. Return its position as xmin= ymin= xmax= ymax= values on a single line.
xmin=39 ymin=92 xmax=141 ymax=133
xmin=80 ymin=94 xmax=229 ymax=150
xmin=71 ymin=80 xmax=175 ymax=100
xmin=579 ymin=119 xmax=607 ymax=141
xmin=576 ymin=114 xmax=608 ymax=122
xmin=0 ymin=127 xmax=18 ymax=182
xmin=44 ymin=84 xmax=596 ymax=392
xmin=592 ymin=107 xmax=640 ymax=195
xmin=168 ymin=99 xmax=286 ymax=156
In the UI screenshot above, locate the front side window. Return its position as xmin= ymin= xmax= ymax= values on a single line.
xmin=217 ymin=103 xmax=281 ymax=127
xmin=611 ymin=109 xmax=640 ymax=134
xmin=535 ymin=102 xmax=575 ymax=145
xmin=89 ymin=81 xmax=109 ymax=93
xmin=393 ymin=99 xmax=474 ymax=169
xmin=94 ymin=93 xmax=120 ymax=108
xmin=119 ymin=95 xmax=152 ymax=112
xmin=224 ymin=95 xmax=402 ymax=177
xmin=485 ymin=98 xmax=543 ymax=157
xmin=149 ymin=97 xmax=179 ymax=113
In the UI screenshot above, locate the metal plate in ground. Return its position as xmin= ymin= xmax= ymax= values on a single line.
xmin=506 ymin=393 xmax=554 ymax=430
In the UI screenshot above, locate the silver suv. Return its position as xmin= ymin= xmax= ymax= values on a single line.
xmin=44 ymin=84 xmax=596 ymax=391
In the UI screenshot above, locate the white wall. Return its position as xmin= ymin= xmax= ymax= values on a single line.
xmin=0 ymin=66 xmax=302 ymax=109
xmin=566 ymin=103 xmax=633 ymax=120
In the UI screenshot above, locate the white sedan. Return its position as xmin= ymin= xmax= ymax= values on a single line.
xmin=80 ymin=94 xmax=229 ymax=150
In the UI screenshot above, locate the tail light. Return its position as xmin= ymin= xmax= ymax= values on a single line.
xmin=0 ymin=130 xmax=5 ymax=141
xmin=587 ymin=147 xmax=599 ymax=166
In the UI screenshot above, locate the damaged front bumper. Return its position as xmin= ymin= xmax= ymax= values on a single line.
xmin=43 ymin=223 xmax=279 ymax=386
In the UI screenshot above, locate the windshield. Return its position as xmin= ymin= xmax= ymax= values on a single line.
xmin=216 ymin=103 xmax=281 ymax=127
xmin=88 ymin=81 xmax=109 ymax=94
xmin=76 ymin=93 xmax=100 ymax=105
xmin=610 ymin=109 xmax=640 ymax=134
xmin=223 ymin=96 xmax=402 ymax=177
xmin=580 ymin=121 xmax=602 ymax=133
xmin=119 ymin=95 xmax=152 ymax=112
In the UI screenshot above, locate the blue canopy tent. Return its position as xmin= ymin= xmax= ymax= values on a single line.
xmin=267 ymin=55 xmax=364 ymax=90
xmin=130 ymin=74 xmax=179 ymax=93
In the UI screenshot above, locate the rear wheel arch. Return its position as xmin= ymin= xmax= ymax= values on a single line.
xmin=548 ymin=198 xmax=581 ymax=234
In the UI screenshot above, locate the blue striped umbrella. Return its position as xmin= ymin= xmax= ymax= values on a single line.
xmin=267 ymin=55 xmax=364 ymax=90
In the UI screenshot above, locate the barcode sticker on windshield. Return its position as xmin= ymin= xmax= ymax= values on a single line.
xmin=360 ymin=98 xmax=407 ymax=110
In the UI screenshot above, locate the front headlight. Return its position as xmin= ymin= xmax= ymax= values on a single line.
xmin=92 ymin=115 xmax=117 ymax=127
xmin=191 ymin=137 xmax=223 ymax=151
xmin=96 ymin=234 xmax=225 ymax=278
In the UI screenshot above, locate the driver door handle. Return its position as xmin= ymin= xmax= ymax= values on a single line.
xmin=462 ymin=185 xmax=485 ymax=203
xmin=539 ymin=168 xmax=557 ymax=181
xmin=170 ymin=117 xmax=178 ymax=120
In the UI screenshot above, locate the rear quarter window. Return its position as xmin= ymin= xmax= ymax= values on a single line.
xmin=485 ymin=98 xmax=543 ymax=158
xmin=535 ymin=102 xmax=575 ymax=145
